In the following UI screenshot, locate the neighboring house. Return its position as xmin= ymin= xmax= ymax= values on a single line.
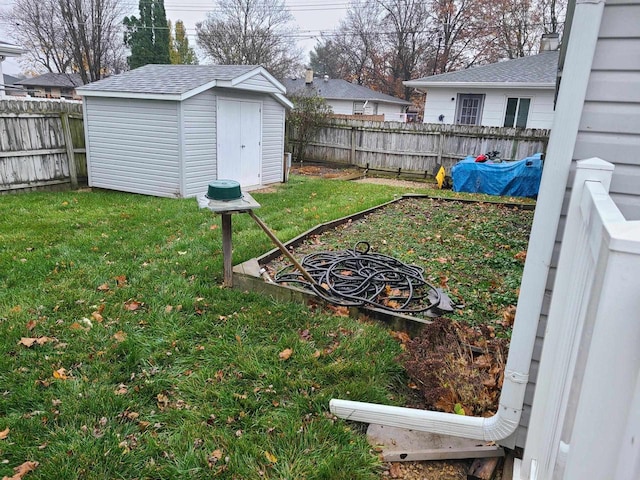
xmin=16 ymin=72 xmax=85 ymax=100
xmin=331 ymin=2 xmax=640 ymax=478
xmin=76 ymin=64 xmax=292 ymax=197
xmin=404 ymin=36 xmax=560 ymax=129
xmin=0 ymin=40 xmax=25 ymax=98
xmin=2 ymin=74 xmax=26 ymax=96
xmin=282 ymin=71 xmax=413 ymax=122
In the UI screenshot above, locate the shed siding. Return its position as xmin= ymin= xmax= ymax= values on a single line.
xmin=237 ymin=73 xmax=282 ymax=94
xmin=515 ymin=0 xmax=640 ymax=449
xmin=85 ymin=97 xmax=180 ymax=197
xmin=423 ymin=87 xmax=556 ymax=129
xmin=182 ymin=90 xmax=217 ymax=197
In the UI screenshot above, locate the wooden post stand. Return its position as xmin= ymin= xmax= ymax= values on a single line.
xmin=198 ymin=191 xmax=316 ymax=288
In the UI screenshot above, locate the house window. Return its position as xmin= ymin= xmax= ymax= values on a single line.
xmin=504 ymin=97 xmax=531 ymax=128
xmin=353 ymin=101 xmax=365 ymax=115
xmin=456 ymin=94 xmax=484 ymax=125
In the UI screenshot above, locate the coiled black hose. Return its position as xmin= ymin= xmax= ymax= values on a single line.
xmin=274 ymin=241 xmax=441 ymax=313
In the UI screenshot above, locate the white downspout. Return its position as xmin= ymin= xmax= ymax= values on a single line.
xmin=330 ymin=0 xmax=606 ymax=449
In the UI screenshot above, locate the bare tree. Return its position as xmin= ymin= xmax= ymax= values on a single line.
xmin=196 ymin=0 xmax=302 ymax=79
xmin=2 ymin=0 xmax=126 ymax=81
xmin=1 ymin=0 xmax=72 ymax=74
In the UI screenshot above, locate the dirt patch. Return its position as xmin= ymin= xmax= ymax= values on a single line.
xmin=354 ymin=177 xmax=436 ymax=189
xmin=290 ymin=163 xmax=361 ymax=179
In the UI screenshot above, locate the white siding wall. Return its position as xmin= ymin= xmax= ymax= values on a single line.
xmin=181 ymin=90 xmax=217 ymax=197
xmin=327 ymin=99 xmax=354 ymax=115
xmin=236 ymin=73 xmax=282 ymax=94
xmin=378 ymin=102 xmax=408 ymax=122
xmin=85 ymin=97 xmax=181 ymax=197
xmin=214 ymin=88 xmax=284 ymax=185
xmin=516 ymin=0 xmax=640 ymax=449
xmin=423 ymin=87 xmax=556 ymax=129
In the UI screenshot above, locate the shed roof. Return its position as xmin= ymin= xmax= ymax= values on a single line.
xmin=282 ymin=77 xmax=411 ymax=105
xmin=404 ymin=50 xmax=559 ymax=90
xmin=77 ymin=64 xmax=292 ymax=107
xmin=16 ymin=72 xmax=84 ymax=88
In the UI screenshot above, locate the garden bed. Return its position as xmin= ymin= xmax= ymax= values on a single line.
xmin=234 ymin=194 xmax=533 ymax=418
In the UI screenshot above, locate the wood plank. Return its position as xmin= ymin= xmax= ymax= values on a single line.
xmin=367 ymin=424 xmax=503 ymax=462
xmin=467 ymin=456 xmax=500 ymax=479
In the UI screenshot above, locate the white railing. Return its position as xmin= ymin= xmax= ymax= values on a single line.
xmin=520 ymin=158 xmax=640 ymax=479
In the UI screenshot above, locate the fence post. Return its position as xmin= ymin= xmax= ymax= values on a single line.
xmin=436 ymin=132 xmax=443 ymax=165
xmin=350 ymin=126 xmax=356 ymax=164
xmin=60 ymin=112 xmax=78 ymax=189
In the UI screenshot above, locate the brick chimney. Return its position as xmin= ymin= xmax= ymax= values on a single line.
xmin=305 ymin=68 xmax=313 ymax=84
xmin=539 ymin=33 xmax=560 ymax=52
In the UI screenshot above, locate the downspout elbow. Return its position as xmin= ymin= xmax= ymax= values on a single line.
xmin=329 ymin=368 xmax=529 ymax=442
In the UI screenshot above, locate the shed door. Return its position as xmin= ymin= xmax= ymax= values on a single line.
xmin=217 ymin=98 xmax=262 ymax=186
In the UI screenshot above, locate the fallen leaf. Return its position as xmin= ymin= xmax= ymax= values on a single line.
xmin=114 ymin=275 xmax=127 ymax=287
xmin=390 ymin=331 xmax=411 ymax=345
xmin=124 ymin=300 xmax=141 ymax=311
xmin=2 ymin=460 xmax=39 ymax=480
xmin=97 ymin=283 xmax=110 ymax=292
xmin=0 ymin=428 xmax=9 ymax=440
xmin=113 ymin=331 xmax=127 ymax=343
xmin=264 ymin=451 xmax=278 ymax=463
xmin=91 ymin=311 xmax=104 ymax=323
xmin=278 ymin=348 xmax=293 ymax=360
xmin=25 ymin=320 xmax=37 ymax=331
xmin=53 ymin=368 xmax=69 ymax=380
xmin=114 ymin=384 xmax=128 ymax=395
xmin=18 ymin=337 xmax=53 ymax=348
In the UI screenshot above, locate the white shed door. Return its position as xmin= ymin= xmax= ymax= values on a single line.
xmin=217 ymin=98 xmax=262 ymax=186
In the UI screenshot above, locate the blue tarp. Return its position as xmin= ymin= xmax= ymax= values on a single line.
xmin=451 ymin=153 xmax=544 ymax=198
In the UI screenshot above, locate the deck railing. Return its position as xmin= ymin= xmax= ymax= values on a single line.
xmin=520 ymin=158 xmax=640 ymax=480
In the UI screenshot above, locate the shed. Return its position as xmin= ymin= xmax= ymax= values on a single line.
xmin=76 ymin=64 xmax=293 ymax=198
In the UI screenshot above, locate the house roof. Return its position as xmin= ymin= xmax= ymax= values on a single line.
xmin=281 ymin=77 xmax=412 ymax=106
xmin=404 ymin=50 xmax=560 ymax=90
xmin=16 ymin=72 xmax=85 ymax=88
xmin=0 ymin=40 xmax=24 ymax=57
xmin=76 ymin=64 xmax=293 ymax=107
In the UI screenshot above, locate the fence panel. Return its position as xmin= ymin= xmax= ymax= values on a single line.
xmin=0 ymin=99 xmax=85 ymax=194
xmin=288 ymin=118 xmax=550 ymax=175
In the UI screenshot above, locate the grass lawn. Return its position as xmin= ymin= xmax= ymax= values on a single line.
xmin=0 ymin=176 xmax=533 ymax=479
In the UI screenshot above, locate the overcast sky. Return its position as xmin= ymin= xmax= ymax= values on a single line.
xmin=1 ymin=0 xmax=347 ymax=75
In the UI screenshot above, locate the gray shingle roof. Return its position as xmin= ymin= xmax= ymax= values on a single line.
xmin=281 ymin=77 xmax=411 ymax=105
xmin=79 ymin=64 xmax=259 ymax=94
xmin=406 ymin=50 xmax=559 ymax=86
xmin=17 ymin=72 xmax=84 ymax=88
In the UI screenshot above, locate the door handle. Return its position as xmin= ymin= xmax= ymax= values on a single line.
xmin=241 ymin=145 xmax=246 ymax=148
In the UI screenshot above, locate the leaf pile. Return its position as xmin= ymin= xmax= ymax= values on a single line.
xmin=401 ymin=317 xmax=508 ymax=416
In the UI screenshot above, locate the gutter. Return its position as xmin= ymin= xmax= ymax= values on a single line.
xmin=330 ymin=0 xmax=606 ymax=453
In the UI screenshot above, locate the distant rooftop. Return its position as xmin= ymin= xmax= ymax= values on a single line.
xmin=405 ymin=50 xmax=560 ymax=87
xmin=17 ymin=72 xmax=85 ymax=88
xmin=282 ymin=77 xmax=411 ymax=105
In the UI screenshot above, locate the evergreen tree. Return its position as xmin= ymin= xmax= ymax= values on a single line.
xmin=124 ymin=0 xmax=170 ymax=69
xmin=169 ymin=20 xmax=198 ymax=65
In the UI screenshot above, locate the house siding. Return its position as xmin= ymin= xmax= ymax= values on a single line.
xmin=423 ymin=87 xmax=555 ymax=129
xmin=84 ymin=97 xmax=181 ymax=197
xmin=182 ymin=90 xmax=217 ymax=197
xmin=515 ymin=0 xmax=640 ymax=449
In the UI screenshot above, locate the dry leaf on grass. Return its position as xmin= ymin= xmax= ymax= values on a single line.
xmin=2 ymin=460 xmax=39 ymax=480
xmin=264 ymin=451 xmax=278 ymax=463
xmin=53 ymin=368 xmax=69 ymax=380
xmin=278 ymin=348 xmax=293 ymax=360
xmin=0 ymin=428 xmax=9 ymax=440
xmin=113 ymin=331 xmax=127 ymax=342
xmin=18 ymin=337 xmax=53 ymax=348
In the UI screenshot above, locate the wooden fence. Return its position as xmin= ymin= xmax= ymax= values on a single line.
xmin=288 ymin=118 xmax=550 ymax=175
xmin=0 ymin=99 xmax=86 ymax=194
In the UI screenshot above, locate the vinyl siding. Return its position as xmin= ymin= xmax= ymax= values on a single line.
xmin=85 ymin=97 xmax=180 ymax=197
xmin=182 ymin=90 xmax=217 ymax=197
xmin=515 ymin=0 xmax=640 ymax=449
xmin=423 ymin=87 xmax=556 ymax=129
xmin=237 ymin=73 xmax=282 ymax=94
